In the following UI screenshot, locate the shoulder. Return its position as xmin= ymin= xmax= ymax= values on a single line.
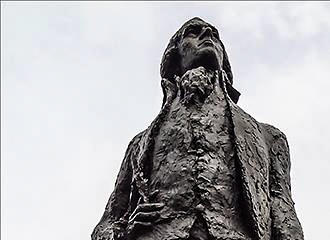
xmin=123 ymin=130 xmax=147 ymax=159
xmin=130 ymin=130 xmax=146 ymax=146
xmin=231 ymin=104 xmax=288 ymax=148
xmin=260 ymin=123 xmax=290 ymax=165
xmin=232 ymin=104 xmax=288 ymax=146
xmin=260 ymin=122 xmax=288 ymax=144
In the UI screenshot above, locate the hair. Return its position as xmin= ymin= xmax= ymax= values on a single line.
xmin=160 ymin=17 xmax=233 ymax=85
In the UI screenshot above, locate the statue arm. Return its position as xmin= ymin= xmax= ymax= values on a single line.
xmin=92 ymin=133 xmax=143 ymax=240
xmin=268 ymin=128 xmax=304 ymax=240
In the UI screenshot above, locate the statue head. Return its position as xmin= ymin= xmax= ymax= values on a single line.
xmin=160 ymin=17 xmax=233 ymax=85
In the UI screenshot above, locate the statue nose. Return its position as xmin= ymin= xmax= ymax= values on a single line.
xmin=199 ymin=27 xmax=213 ymax=40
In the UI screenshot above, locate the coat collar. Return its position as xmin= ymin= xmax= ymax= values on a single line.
xmin=220 ymin=74 xmax=271 ymax=240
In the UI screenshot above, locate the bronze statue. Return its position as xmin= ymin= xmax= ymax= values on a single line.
xmin=92 ymin=17 xmax=304 ymax=240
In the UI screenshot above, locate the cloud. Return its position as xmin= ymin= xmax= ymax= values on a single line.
xmin=2 ymin=2 xmax=330 ymax=240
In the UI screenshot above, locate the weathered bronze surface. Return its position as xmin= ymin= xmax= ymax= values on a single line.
xmin=92 ymin=17 xmax=304 ymax=240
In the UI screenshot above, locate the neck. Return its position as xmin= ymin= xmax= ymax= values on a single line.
xmin=177 ymin=67 xmax=217 ymax=106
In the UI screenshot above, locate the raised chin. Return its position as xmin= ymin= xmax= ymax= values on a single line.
xmin=191 ymin=49 xmax=221 ymax=73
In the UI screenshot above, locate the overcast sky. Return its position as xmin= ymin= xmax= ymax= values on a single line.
xmin=2 ymin=2 xmax=330 ymax=240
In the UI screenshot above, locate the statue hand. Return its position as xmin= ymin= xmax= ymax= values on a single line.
xmin=127 ymin=201 xmax=164 ymax=239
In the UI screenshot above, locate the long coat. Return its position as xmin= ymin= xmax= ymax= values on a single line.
xmin=91 ymin=75 xmax=304 ymax=240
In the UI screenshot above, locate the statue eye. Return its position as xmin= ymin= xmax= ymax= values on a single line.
xmin=184 ymin=26 xmax=201 ymax=37
xmin=212 ymin=30 xmax=220 ymax=40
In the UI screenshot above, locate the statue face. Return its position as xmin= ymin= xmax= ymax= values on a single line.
xmin=178 ymin=19 xmax=224 ymax=75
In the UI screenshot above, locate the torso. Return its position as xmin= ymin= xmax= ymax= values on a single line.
xmin=150 ymin=84 xmax=252 ymax=239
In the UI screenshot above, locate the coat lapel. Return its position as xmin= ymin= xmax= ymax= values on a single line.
xmin=227 ymin=100 xmax=271 ymax=240
xmin=133 ymin=78 xmax=178 ymax=203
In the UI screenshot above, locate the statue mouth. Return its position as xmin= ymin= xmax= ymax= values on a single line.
xmin=199 ymin=39 xmax=214 ymax=47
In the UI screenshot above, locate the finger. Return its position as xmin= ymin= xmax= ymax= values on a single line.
xmin=149 ymin=190 xmax=160 ymax=201
xmin=139 ymin=203 xmax=164 ymax=211
xmin=132 ymin=221 xmax=153 ymax=229
xmin=133 ymin=202 xmax=164 ymax=215
xmin=149 ymin=189 xmax=160 ymax=197
xmin=137 ymin=196 xmax=143 ymax=205
xmin=130 ymin=203 xmax=164 ymax=221
xmin=129 ymin=211 xmax=160 ymax=224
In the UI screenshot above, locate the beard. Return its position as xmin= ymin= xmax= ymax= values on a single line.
xmin=178 ymin=66 xmax=216 ymax=106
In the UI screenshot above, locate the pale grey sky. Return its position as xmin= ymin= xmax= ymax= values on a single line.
xmin=2 ymin=2 xmax=330 ymax=240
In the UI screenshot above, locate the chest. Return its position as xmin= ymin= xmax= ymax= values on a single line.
xmin=154 ymin=91 xmax=233 ymax=156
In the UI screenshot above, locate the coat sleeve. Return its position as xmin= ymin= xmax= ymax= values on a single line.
xmin=91 ymin=133 xmax=143 ymax=240
xmin=267 ymin=126 xmax=304 ymax=240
